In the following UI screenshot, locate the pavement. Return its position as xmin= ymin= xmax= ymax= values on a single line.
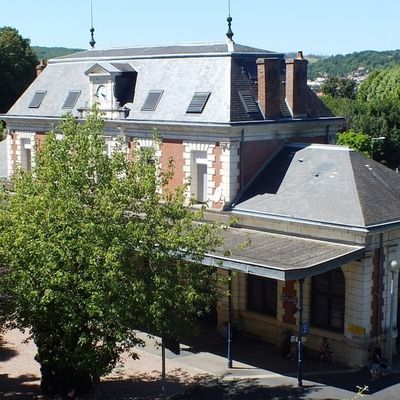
xmin=145 ymin=323 xmax=400 ymax=400
xmin=2 ymin=324 xmax=400 ymax=399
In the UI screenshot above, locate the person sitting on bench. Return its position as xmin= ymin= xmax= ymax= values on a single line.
xmin=319 ymin=337 xmax=335 ymax=366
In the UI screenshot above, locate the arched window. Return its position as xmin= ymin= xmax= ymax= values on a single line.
xmin=311 ymin=268 xmax=345 ymax=332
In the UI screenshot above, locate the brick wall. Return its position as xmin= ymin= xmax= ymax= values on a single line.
xmin=161 ymin=139 xmax=184 ymax=191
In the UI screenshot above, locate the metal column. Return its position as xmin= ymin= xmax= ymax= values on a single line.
xmin=297 ymin=278 xmax=304 ymax=387
xmin=227 ymin=270 xmax=233 ymax=368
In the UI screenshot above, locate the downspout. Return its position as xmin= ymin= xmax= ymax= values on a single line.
xmin=376 ymin=233 xmax=385 ymax=337
xmin=239 ymin=129 xmax=244 ymax=193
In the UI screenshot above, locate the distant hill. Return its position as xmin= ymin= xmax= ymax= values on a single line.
xmin=307 ymin=50 xmax=400 ymax=79
xmin=32 ymin=46 xmax=84 ymax=60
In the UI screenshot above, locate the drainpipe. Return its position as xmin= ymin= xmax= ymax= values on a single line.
xmin=239 ymin=129 xmax=244 ymax=193
xmin=376 ymin=233 xmax=384 ymax=337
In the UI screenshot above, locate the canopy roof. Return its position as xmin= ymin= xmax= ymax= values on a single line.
xmin=205 ymin=226 xmax=364 ymax=281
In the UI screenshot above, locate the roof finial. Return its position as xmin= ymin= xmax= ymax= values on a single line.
xmin=226 ymin=0 xmax=234 ymax=42
xmin=89 ymin=0 xmax=96 ymax=48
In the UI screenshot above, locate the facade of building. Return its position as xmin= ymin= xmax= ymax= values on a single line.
xmin=2 ymin=39 xmax=400 ymax=368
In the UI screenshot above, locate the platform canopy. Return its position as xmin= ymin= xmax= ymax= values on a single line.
xmin=204 ymin=226 xmax=364 ymax=281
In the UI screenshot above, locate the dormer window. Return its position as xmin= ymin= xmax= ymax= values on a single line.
xmin=85 ymin=63 xmax=137 ymax=109
xmin=141 ymin=90 xmax=163 ymax=111
xmin=186 ymin=92 xmax=211 ymax=114
xmin=62 ymin=90 xmax=81 ymax=109
xmin=29 ymin=91 xmax=47 ymax=108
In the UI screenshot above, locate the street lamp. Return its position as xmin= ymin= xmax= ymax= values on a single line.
xmin=371 ymin=137 xmax=385 ymax=160
xmin=387 ymin=259 xmax=399 ymax=370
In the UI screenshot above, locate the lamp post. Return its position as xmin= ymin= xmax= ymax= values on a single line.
xmin=387 ymin=259 xmax=399 ymax=370
xmin=371 ymin=137 xmax=385 ymax=160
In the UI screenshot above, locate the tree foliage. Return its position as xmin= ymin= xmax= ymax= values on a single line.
xmin=0 ymin=120 xmax=5 ymax=141
xmin=0 ymin=27 xmax=38 ymax=113
xmin=308 ymin=49 xmax=400 ymax=80
xmin=322 ymin=65 xmax=400 ymax=168
xmin=321 ymin=76 xmax=356 ymax=99
xmin=336 ymin=130 xmax=372 ymax=157
xmin=0 ymin=110 xmax=224 ymax=396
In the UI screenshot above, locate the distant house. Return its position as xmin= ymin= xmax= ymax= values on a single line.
xmin=2 ymin=38 xmax=400 ymax=368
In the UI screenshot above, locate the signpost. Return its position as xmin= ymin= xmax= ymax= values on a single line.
xmin=281 ymin=284 xmax=307 ymax=387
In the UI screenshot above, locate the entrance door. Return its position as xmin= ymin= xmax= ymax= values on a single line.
xmin=197 ymin=163 xmax=207 ymax=203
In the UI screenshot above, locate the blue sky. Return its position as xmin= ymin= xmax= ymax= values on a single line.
xmin=1 ymin=0 xmax=399 ymax=55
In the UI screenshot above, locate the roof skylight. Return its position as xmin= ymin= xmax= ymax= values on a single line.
xmin=141 ymin=90 xmax=163 ymax=111
xmin=29 ymin=91 xmax=47 ymax=108
xmin=186 ymin=92 xmax=211 ymax=113
xmin=62 ymin=90 xmax=81 ymax=109
xmin=238 ymin=91 xmax=260 ymax=113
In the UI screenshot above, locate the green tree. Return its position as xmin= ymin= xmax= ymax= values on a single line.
xmin=336 ymin=130 xmax=372 ymax=157
xmin=351 ymin=67 xmax=400 ymax=167
xmin=0 ymin=110 xmax=223 ymax=397
xmin=322 ymin=66 xmax=400 ymax=168
xmin=320 ymin=95 xmax=355 ymax=132
xmin=0 ymin=120 xmax=5 ymax=141
xmin=321 ymin=76 xmax=356 ymax=99
xmin=0 ymin=27 xmax=38 ymax=112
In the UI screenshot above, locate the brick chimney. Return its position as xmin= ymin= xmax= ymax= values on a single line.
xmin=285 ymin=51 xmax=308 ymax=118
xmin=256 ymin=57 xmax=281 ymax=119
xmin=36 ymin=59 xmax=47 ymax=77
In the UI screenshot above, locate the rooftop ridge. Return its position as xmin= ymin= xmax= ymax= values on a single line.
xmin=53 ymin=41 xmax=277 ymax=62
xmin=87 ymin=40 xmax=230 ymax=51
xmin=308 ymin=143 xmax=353 ymax=151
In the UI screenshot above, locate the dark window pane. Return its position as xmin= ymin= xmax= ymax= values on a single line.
xmin=311 ymin=269 xmax=345 ymax=332
xmin=247 ymin=275 xmax=277 ymax=317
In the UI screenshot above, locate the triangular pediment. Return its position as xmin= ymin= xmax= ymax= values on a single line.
xmin=85 ymin=63 xmax=116 ymax=76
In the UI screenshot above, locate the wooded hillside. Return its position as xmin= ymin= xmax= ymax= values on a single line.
xmin=307 ymin=50 xmax=400 ymax=79
xmin=32 ymin=46 xmax=83 ymax=60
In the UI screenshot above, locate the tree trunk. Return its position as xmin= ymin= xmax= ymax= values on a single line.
xmin=40 ymin=363 xmax=93 ymax=397
xmin=161 ymin=335 xmax=166 ymax=398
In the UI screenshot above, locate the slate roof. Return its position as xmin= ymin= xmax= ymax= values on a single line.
xmin=57 ymin=42 xmax=276 ymax=60
xmin=5 ymin=41 xmax=335 ymax=124
xmin=233 ymin=144 xmax=400 ymax=228
xmin=204 ymin=226 xmax=364 ymax=280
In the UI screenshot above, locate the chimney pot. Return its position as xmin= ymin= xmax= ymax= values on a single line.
xmin=285 ymin=51 xmax=308 ymax=118
xmin=36 ymin=59 xmax=47 ymax=77
xmin=256 ymin=57 xmax=281 ymax=119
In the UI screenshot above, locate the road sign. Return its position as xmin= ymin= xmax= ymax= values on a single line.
xmin=291 ymin=336 xmax=307 ymax=343
xmin=301 ymin=321 xmax=310 ymax=336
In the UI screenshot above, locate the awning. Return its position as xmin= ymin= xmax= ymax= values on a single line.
xmin=204 ymin=227 xmax=364 ymax=281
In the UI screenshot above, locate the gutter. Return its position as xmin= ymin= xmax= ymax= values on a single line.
xmin=230 ymin=208 xmax=369 ymax=234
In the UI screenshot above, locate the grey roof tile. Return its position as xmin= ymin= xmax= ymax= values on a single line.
xmin=234 ymin=144 xmax=400 ymax=228
xmin=5 ymin=42 xmax=335 ymax=123
xmin=56 ymin=42 xmax=276 ymax=61
xmin=351 ymin=152 xmax=400 ymax=226
xmin=209 ymin=226 xmax=364 ymax=280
